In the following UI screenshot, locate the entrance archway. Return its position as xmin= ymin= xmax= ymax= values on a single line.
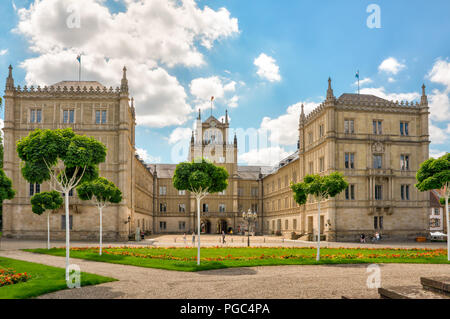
xmin=200 ymin=219 xmax=211 ymax=234
xmin=217 ymin=219 xmax=228 ymax=234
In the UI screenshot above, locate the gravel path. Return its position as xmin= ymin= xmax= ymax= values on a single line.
xmin=1 ymin=250 xmax=449 ymax=299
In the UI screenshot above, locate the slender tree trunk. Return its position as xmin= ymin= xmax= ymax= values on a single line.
xmin=446 ymin=194 xmax=449 ymax=261
xmin=197 ymin=196 xmax=201 ymax=266
xmin=100 ymin=206 xmax=103 ymax=256
xmin=65 ymin=192 xmax=70 ymax=281
xmin=317 ymin=200 xmax=321 ymax=261
xmin=47 ymin=212 xmax=50 ymax=250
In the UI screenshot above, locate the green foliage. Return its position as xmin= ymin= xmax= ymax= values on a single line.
xmin=30 ymin=191 xmax=63 ymax=215
xmin=0 ymin=169 xmax=15 ymax=202
xmin=291 ymin=172 xmax=348 ymax=204
xmin=416 ymin=153 xmax=450 ymax=192
xmin=173 ymin=158 xmax=229 ymax=194
xmin=16 ymin=128 xmax=107 ymax=185
xmin=76 ymin=177 xmax=122 ymax=205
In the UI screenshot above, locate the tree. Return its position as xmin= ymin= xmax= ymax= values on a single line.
xmin=416 ymin=153 xmax=450 ymax=260
xmin=17 ymin=128 xmax=106 ymax=279
xmin=0 ymin=169 xmax=15 ymax=231
xmin=291 ymin=172 xmax=348 ymax=261
xmin=77 ymin=177 xmax=122 ymax=255
xmin=173 ymin=158 xmax=229 ymax=265
xmin=30 ymin=191 xmax=63 ymax=249
xmin=0 ymin=97 xmax=4 ymax=230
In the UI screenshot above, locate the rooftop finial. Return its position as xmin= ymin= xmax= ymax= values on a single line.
xmin=421 ymin=83 xmax=428 ymax=106
xmin=191 ymin=130 xmax=194 ymax=144
xmin=326 ymin=77 xmax=335 ymax=100
xmin=6 ymin=65 xmax=14 ymax=91
xmin=120 ymin=66 xmax=128 ymax=93
xmin=198 ymin=108 xmax=201 ymax=120
xmin=225 ymin=109 xmax=228 ymax=124
xmin=234 ymin=132 xmax=237 ymax=145
xmin=300 ymin=103 xmax=305 ymax=123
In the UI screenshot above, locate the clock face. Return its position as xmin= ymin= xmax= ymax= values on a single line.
xmin=210 ymin=121 xmax=216 ymax=127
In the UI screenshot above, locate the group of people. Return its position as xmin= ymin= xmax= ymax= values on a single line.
xmin=182 ymin=230 xmax=229 ymax=245
xmin=360 ymin=232 xmax=381 ymax=243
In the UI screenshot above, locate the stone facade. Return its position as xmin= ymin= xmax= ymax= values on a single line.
xmin=2 ymin=66 xmax=431 ymax=241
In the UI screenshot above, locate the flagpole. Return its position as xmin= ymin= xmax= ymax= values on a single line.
xmin=357 ymin=70 xmax=360 ymax=95
xmin=79 ymin=58 xmax=81 ymax=82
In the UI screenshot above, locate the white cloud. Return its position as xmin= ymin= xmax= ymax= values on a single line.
xmin=254 ymin=53 xmax=281 ymax=82
xmin=239 ymin=146 xmax=290 ymax=166
xmin=13 ymin=0 xmax=239 ymax=127
xmin=259 ymin=101 xmax=318 ymax=146
xmin=429 ymin=149 xmax=447 ymax=159
xmin=429 ymin=121 xmax=449 ymax=145
xmin=428 ymin=89 xmax=450 ymax=122
xmin=136 ymin=147 xmax=161 ymax=163
xmin=0 ymin=49 xmax=8 ymax=56
xmin=190 ymin=76 xmax=239 ymax=111
xmin=353 ymin=77 xmax=372 ymax=86
xmin=359 ymin=87 xmax=420 ymax=102
xmin=378 ymin=57 xmax=406 ymax=75
xmin=228 ymin=95 xmax=239 ymax=108
xmin=388 ymin=77 xmax=396 ymax=83
xmin=427 ymin=59 xmax=450 ymax=90
xmin=168 ymin=127 xmax=192 ymax=144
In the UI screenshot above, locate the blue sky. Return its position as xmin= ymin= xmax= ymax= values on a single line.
xmin=1 ymin=0 xmax=449 ymax=165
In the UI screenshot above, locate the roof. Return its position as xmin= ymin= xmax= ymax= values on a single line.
xmin=154 ymin=164 xmax=177 ymax=179
xmin=338 ymin=93 xmax=390 ymax=104
xmin=50 ymin=81 xmax=106 ymax=89
xmin=430 ymin=190 xmax=443 ymax=207
xmin=237 ymin=166 xmax=270 ymax=180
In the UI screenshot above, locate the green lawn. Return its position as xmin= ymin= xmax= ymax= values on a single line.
xmin=0 ymin=257 xmax=117 ymax=299
xmin=25 ymin=246 xmax=450 ymax=272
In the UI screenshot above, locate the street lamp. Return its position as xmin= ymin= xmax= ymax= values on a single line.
xmin=242 ymin=208 xmax=257 ymax=247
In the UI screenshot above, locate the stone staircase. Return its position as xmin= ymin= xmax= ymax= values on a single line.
xmin=378 ymin=277 xmax=450 ymax=299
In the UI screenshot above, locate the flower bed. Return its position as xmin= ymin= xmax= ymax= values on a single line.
xmin=0 ymin=268 xmax=31 ymax=287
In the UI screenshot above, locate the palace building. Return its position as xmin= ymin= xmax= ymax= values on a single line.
xmin=1 ymin=66 xmax=431 ymax=241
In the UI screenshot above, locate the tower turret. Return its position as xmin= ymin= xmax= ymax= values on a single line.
xmin=121 ymin=66 xmax=128 ymax=93
xmin=420 ymin=84 xmax=428 ymax=106
xmin=5 ymin=65 xmax=14 ymax=91
xmin=326 ymin=77 xmax=335 ymax=101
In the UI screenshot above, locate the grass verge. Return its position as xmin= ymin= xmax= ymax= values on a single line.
xmin=0 ymin=256 xmax=116 ymax=299
xmin=25 ymin=246 xmax=450 ymax=272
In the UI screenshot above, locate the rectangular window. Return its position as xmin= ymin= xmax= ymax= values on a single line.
xmin=30 ymin=109 xmax=36 ymax=123
xmin=101 ymin=110 xmax=107 ymax=124
xmin=344 ymin=119 xmax=354 ymax=134
xmin=238 ymin=188 xmax=244 ymax=196
xmin=95 ymin=110 xmax=101 ymax=124
xmin=375 ymin=185 xmax=382 ymax=200
xmin=285 ymin=219 xmax=289 ymax=230
xmin=178 ymin=204 xmax=185 ymax=213
xmin=379 ymin=216 xmax=383 ymax=229
xmin=400 ymin=155 xmax=410 ymax=170
xmin=345 ymin=153 xmax=355 ymax=169
xmin=159 ymin=186 xmax=166 ymax=195
xmin=36 ymin=110 xmax=42 ymax=123
xmin=401 ymin=185 xmax=410 ymax=200
xmin=319 ymin=124 xmax=324 ymax=137
xmin=159 ymin=203 xmax=166 ymax=212
xmin=374 ymin=216 xmax=378 ymax=230
xmin=178 ymin=190 xmax=186 ymax=195
xmin=202 ymin=203 xmax=208 ymax=212
xmin=219 ymin=204 xmax=226 ymax=213
xmin=345 ymin=185 xmax=355 ymax=200
xmin=400 ymin=122 xmax=409 ymax=136
xmin=373 ymin=155 xmax=382 ymax=169
xmin=251 ymin=187 xmax=258 ymax=197
xmin=178 ymin=221 xmax=185 ymax=230
xmin=159 ymin=222 xmax=166 ymax=230
xmin=29 ymin=183 xmax=40 ymax=196
xmin=61 ymin=215 xmax=73 ymax=230
xmin=63 ymin=110 xmax=75 ymax=123
xmin=373 ymin=120 xmax=382 ymax=135
xmin=308 ymin=132 xmax=313 ymax=144
xmin=434 ymin=208 xmax=440 ymax=216
xmin=319 ymin=157 xmax=324 ymax=172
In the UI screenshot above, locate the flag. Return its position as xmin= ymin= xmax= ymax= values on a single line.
xmin=76 ymin=54 xmax=81 ymax=63
xmin=355 ymin=70 xmax=359 ymax=79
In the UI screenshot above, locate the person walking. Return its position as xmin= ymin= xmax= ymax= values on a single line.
xmin=222 ymin=230 xmax=226 ymax=244
xmin=192 ymin=232 xmax=195 ymax=245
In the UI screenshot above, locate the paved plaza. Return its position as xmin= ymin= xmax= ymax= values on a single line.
xmin=0 ymin=236 xmax=448 ymax=299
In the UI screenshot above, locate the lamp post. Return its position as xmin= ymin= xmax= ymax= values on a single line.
xmin=242 ymin=208 xmax=257 ymax=247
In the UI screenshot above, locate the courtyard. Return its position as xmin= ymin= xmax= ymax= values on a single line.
xmin=0 ymin=235 xmax=448 ymax=299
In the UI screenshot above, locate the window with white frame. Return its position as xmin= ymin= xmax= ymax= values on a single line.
xmin=159 ymin=186 xmax=167 ymax=195
xmin=219 ymin=204 xmax=226 ymax=213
